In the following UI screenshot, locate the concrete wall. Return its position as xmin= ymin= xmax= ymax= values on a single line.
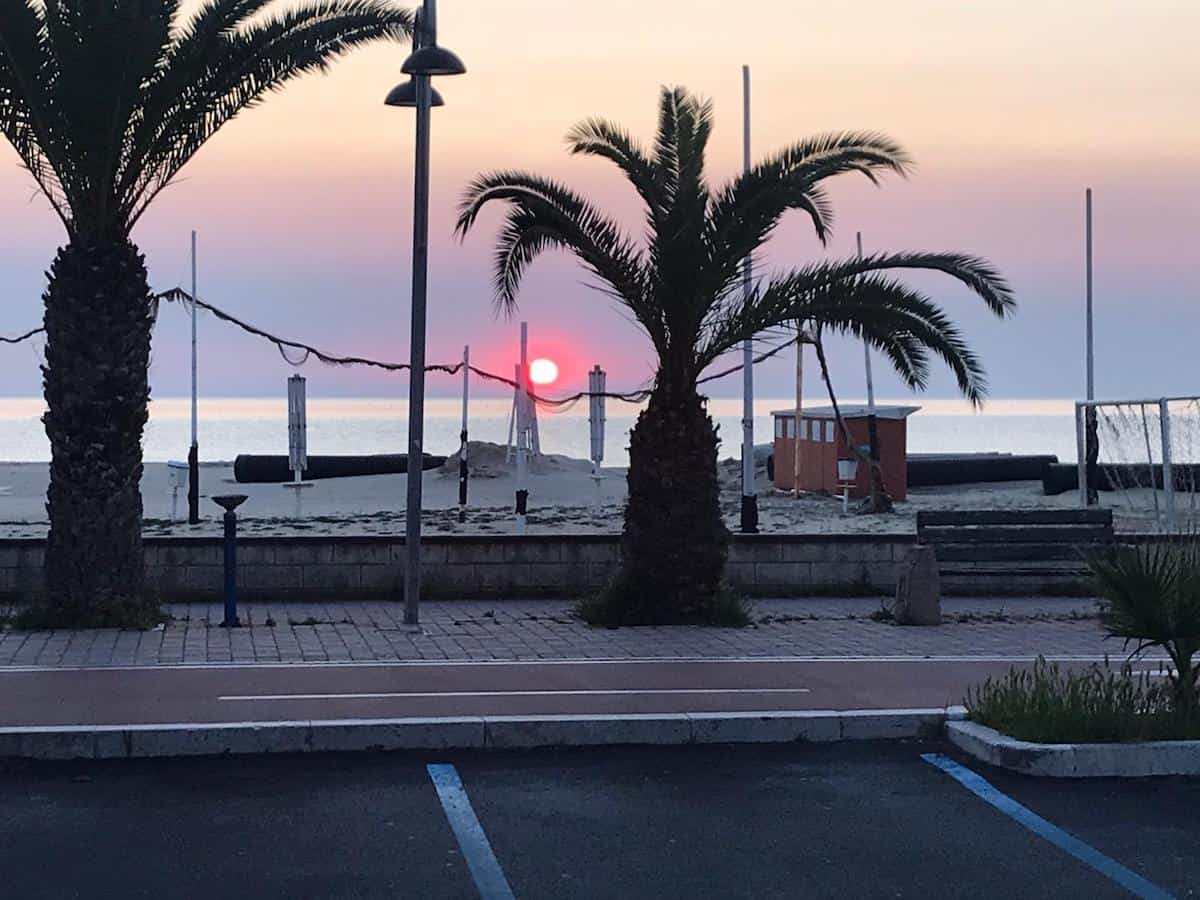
xmin=0 ymin=534 xmax=916 ymax=602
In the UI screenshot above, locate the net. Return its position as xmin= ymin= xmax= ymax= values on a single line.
xmin=1078 ymin=396 xmax=1200 ymax=532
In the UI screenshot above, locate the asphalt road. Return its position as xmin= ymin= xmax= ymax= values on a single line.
xmin=0 ymin=657 xmax=1134 ymax=727
xmin=1 ymin=741 xmax=1195 ymax=899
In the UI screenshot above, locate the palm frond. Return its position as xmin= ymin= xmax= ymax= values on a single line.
xmin=565 ymin=117 xmax=662 ymax=222
xmin=702 ymin=132 xmax=910 ymax=299
xmin=0 ymin=0 xmax=71 ymax=221
xmin=123 ymin=0 xmax=412 ymax=224
xmin=455 ymin=170 xmax=656 ymax=339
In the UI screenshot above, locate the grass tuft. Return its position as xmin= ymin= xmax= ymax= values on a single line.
xmin=967 ymin=656 xmax=1200 ymax=743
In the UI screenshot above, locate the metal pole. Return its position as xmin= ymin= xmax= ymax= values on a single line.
xmin=792 ymin=325 xmax=803 ymax=496
xmin=515 ymin=322 xmax=528 ymax=533
xmin=739 ymin=63 xmax=758 ymax=533
xmin=458 ymin=344 xmax=469 ymax=523
xmin=188 ymin=230 xmax=200 ymax=524
xmin=1085 ymin=188 xmax=1094 ymax=402
xmin=402 ymin=5 xmax=434 ymax=626
xmin=1084 ymin=189 xmax=1098 ymax=505
xmin=1075 ymin=402 xmax=1088 ymax=509
xmin=858 ymin=232 xmax=881 ymax=503
xmin=1161 ymin=398 xmax=1176 ymax=532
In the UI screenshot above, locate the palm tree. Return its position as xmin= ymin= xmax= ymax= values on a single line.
xmin=1 ymin=0 xmax=412 ymax=627
xmin=456 ymin=86 xmax=1015 ymax=624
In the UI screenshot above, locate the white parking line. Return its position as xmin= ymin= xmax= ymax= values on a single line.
xmin=923 ymin=754 xmax=1173 ymax=900
xmin=218 ymin=688 xmax=812 ymax=702
xmin=427 ymin=763 xmax=516 ymax=900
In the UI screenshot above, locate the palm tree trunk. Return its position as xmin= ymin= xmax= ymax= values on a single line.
xmin=38 ymin=236 xmax=159 ymax=628
xmin=812 ymin=334 xmax=892 ymax=513
xmin=617 ymin=376 xmax=729 ymax=623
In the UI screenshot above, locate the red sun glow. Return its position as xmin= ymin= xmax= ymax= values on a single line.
xmin=529 ymin=358 xmax=559 ymax=386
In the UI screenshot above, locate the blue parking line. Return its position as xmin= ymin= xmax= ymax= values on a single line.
xmin=922 ymin=754 xmax=1173 ymax=900
xmin=427 ymin=763 xmax=516 ymax=900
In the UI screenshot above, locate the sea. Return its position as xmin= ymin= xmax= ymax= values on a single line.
xmin=0 ymin=396 xmax=1083 ymax=466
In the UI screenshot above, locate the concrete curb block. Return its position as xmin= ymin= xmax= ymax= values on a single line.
xmin=947 ymin=719 xmax=1200 ymax=778
xmin=0 ymin=708 xmax=958 ymax=760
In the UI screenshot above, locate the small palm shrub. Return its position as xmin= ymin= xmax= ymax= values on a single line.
xmin=1091 ymin=538 xmax=1200 ymax=715
xmin=967 ymin=657 xmax=1199 ymax=743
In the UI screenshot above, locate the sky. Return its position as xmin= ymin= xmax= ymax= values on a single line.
xmin=0 ymin=0 xmax=1197 ymax=405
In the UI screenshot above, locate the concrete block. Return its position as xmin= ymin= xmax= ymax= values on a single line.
xmin=240 ymin=565 xmax=303 ymax=590
xmin=484 ymin=714 xmax=692 ymax=748
xmin=299 ymin=564 xmax=361 ymax=590
xmin=475 ymin=564 xmax=531 ymax=592
xmin=183 ymin=566 xmax=223 ymax=591
xmin=839 ymin=708 xmax=946 ymax=741
xmin=126 ymin=722 xmax=311 ymax=758
xmin=948 ymin=720 xmax=1200 ymax=778
xmin=754 ymin=563 xmax=812 ymax=588
xmin=560 ymin=541 xmax=620 ymax=564
xmin=332 ymin=543 xmax=390 ymax=566
xmin=275 ymin=544 xmax=333 ymax=566
xmin=157 ymin=544 xmax=220 ymax=566
xmin=0 ymin=546 xmax=20 ymax=567
xmin=690 ymin=712 xmax=841 ymax=744
xmin=308 ymin=718 xmax=485 ymax=752
xmin=358 ymin=564 xmax=402 ymax=589
xmin=236 ymin=545 xmax=276 ymax=565
xmin=505 ymin=542 xmax=562 ymax=564
xmin=807 ymin=562 xmax=869 ymax=586
xmin=445 ymin=541 xmax=507 ymax=565
xmin=524 ymin=563 xmax=589 ymax=590
xmin=0 ymin=726 xmax=129 ymax=760
xmin=729 ymin=542 xmax=783 ymax=563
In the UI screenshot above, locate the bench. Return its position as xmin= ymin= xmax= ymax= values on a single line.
xmin=915 ymin=509 xmax=1114 ymax=591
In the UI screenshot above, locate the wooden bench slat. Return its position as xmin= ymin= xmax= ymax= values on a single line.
xmin=933 ymin=543 xmax=1099 ymax=563
xmin=916 ymin=509 xmax=1113 ymax=528
xmin=919 ymin=526 xmax=1113 ymax=544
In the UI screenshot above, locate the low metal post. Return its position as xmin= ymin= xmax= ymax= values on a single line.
xmin=213 ymin=495 xmax=247 ymax=627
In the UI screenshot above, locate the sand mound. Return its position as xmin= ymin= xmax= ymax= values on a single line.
xmin=438 ymin=441 xmax=595 ymax=479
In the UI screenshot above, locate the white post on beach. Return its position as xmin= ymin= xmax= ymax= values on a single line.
xmin=284 ymin=374 xmax=311 ymax=517
xmin=588 ymin=365 xmax=606 ymax=515
xmin=1160 ymin=397 xmax=1177 ymax=532
xmin=739 ymin=63 xmax=758 ymax=533
xmin=515 ymin=321 xmax=529 ymax=534
xmin=858 ymin=232 xmax=880 ymax=487
xmin=188 ymin=230 xmax=200 ymax=524
xmin=458 ymin=344 xmax=469 ymax=523
xmin=1085 ymin=188 xmax=1094 ymax=403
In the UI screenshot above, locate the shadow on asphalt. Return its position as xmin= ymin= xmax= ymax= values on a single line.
xmin=1 ymin=740 xmax=1195 ymax=899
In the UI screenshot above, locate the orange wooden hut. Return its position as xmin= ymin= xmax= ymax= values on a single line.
xmin=772 ymin=405 xmax=919 ymax=501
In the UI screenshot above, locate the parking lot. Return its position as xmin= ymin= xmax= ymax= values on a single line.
xmin=2 ymin=741 xmax=1196 ymax=898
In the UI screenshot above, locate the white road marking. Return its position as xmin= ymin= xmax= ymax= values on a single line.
xmin=217 ymin=687 xmax=812 ymax=702
xmin=0 ymin=655 xmax=1158 ymax=674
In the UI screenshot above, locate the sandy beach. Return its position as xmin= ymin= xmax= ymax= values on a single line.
xmin=0 ymin=441 xmax=1122 ymax=538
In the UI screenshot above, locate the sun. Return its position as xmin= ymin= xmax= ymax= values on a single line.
xmin=529 ymin=358 xmax=559 ymax=386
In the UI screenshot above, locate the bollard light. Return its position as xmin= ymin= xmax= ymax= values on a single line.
xmin=213 ymin=494 xmax=248 ymax=628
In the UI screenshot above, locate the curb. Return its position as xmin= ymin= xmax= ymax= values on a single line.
xmin=947 ymin=719 xmax=1200 ymax=778
xmin=0 ymin=707 xmax=964 ymax=760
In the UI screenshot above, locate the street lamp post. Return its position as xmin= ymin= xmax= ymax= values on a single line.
xmin=387 ymin=0 xmax=465 ymax=626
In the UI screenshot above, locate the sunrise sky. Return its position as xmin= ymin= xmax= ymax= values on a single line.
xmin=0 ymin=0 xmax=1196 ymax=403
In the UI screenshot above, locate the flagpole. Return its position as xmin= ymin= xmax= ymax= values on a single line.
xmin=188 ymin=230 xmax=200 ymax=524
xmin=739 ymin=63 xmax=758 ymax=533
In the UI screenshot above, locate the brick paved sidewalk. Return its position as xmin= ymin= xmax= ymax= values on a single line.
xmin=0 ymin=596 xmax=1125 ymax=669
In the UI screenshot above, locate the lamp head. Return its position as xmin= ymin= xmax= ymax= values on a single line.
xmin=401 ymin=44 xmax=466 ymax=76
xmin=384 ymin=79 xmax=445 ymax=107
xmin=212 ymin=494 xmax=248 ymax=513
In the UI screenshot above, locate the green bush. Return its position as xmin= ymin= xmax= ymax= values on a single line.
xmin=966 ymin=657 xmax=1200 ymax=743
xmin=576 ymin=575 xmax=752 ymax=627
xmin=1090 ymin=537 xmax=1200 ymax=714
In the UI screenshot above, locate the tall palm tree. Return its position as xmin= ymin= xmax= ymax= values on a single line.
xmin=1 ymin=0 xmax=412 ymax=627
xmin=457 ymin=86 xmax=1015 ymax=624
